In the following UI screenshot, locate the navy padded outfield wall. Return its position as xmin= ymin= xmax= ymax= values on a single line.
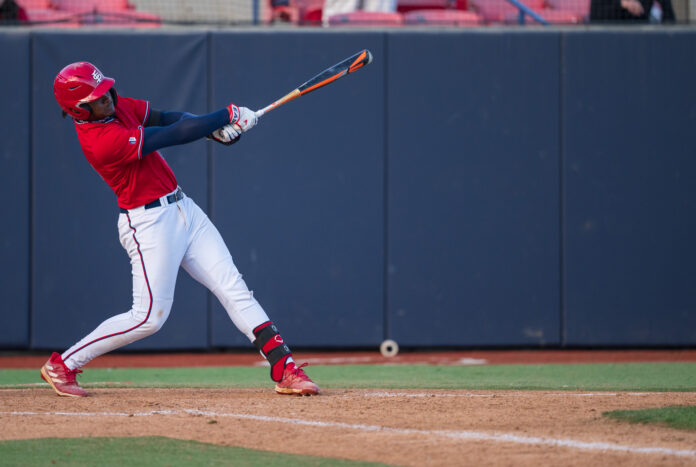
xmin=562 ymin=31 xmax=696 ymax=345
xmin=0 ymin=32 xmax=31 ymax=347
xmin=387 ymin=32 xmax=561 ymax=346
xmin=0 ymin=29 xmax=695 ymax=349
xmin=31 ymin=32 xmax=210 ymax=350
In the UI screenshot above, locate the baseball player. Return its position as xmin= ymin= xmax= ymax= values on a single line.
xmin=40 ymin=61 xmax=319 ymax=397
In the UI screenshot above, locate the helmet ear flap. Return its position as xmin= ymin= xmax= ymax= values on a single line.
xmin=76 ymin=103 xmax=92 ymax=119
xmin=108 ymin=88 xmax=118 ymax=106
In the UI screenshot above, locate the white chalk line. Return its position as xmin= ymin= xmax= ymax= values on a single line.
xmin=2 ymin=409 xmax=694 ymax=459
xmin=360 ymin=391 xmax=661 ymax=398
xmin=0 ymin=382 xmax=133 ymax=388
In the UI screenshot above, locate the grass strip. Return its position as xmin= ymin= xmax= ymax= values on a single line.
xmin=0 ymin=436 xmax=389 ymax=467
xmin=603 ymin=405 xmax=696 ymax=431
xmin=1 ymin=362 xmax=694 ymax=392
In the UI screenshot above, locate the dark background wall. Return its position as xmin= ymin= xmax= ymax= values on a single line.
xmin=562 ymin=31 xmax=696 ymax=346
xmin=387 ymin=32 xmax=561 ymax=347
xmin=1 ymin=29 xmax=694 ymax=351
xmin=0 ymin=31 xmax=31 ymax=348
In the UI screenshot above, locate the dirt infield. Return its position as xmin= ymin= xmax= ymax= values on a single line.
xmin=1 ymin=388 xmax=695 ymax=466
xmin=1 ymin=351 xmax=695 ymax=466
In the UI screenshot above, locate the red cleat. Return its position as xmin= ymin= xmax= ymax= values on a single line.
xmin=275 ymin=362 xmax=320 ymax=396
xmin=40 ymin=352 xmax=88 ymax=398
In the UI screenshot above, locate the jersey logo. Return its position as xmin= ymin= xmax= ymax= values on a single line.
xmin=92 ymin=69 xmax=103 ymax=84
xmin=129 ymin=136 xmax=136 ymax=144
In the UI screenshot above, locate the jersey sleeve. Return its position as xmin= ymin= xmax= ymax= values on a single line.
xmin=130 ymin=98 xmax=151 ymax=126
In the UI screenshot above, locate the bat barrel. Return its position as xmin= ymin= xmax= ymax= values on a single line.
xmin=255 ymin=49 xmax=373 ymax=119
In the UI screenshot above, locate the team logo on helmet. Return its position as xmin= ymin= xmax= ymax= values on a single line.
xmin=92 ymin=69 xmax=103 ymax=84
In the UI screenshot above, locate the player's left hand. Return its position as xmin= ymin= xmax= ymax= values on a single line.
xmin=207 ymin=124 xmax=241 ymax=146
xmin=233 ymin=106 xmax=258 ymax=133
xmin=227 ymin=104 xmax=258 ymax=133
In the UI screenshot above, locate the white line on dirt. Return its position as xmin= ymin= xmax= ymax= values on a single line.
xmin=0 ymin=382 xmax=133 ymax=388
xmin=2 ymin=409 xmax=694 ymax=459
xmin=361 ymin=392 xmax=656 ymax=398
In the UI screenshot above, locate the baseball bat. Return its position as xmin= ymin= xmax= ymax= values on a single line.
xmin=255 ymin=49 xmax=373 ymax=118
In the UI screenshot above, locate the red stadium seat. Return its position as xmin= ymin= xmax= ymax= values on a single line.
xmin=397 ymin=0 xmax=470 ymax=11
xmin=79 ymin=10 xmax=161 ymax=27
xmin=49 ymin=0 xmax=160 ymax=27
xmin=25 ymin=8 xmax=80 ymax=27
xmin=469 ymin=0 xmax=544 ymax=23
xmin=404 ymin=9 xmax=483 ymax=25
xmin=52 ymin=0 xmax=130 ymax=13
xmin=301 ymin=7 xmax=323 ymax=24
xmin=16 ymin=0 xmax=51 ymax=8
xmin=545 ymin=0 xmax=590 ymax=17
xmin=503 ymin=8 xmax=582 ymax=23
xmin=293 ymin=0 xmax=324 ymax=24
xmin=398 ymin=0 xmax=449 ymax=12
xmin=328 ymin=11 xmax=404 ymax=26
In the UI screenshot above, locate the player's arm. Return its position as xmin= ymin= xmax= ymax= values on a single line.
xmin=147 ymin=109 xmax=242 ymax=146
xmin=141 ymin=104 xmax=257 ymax=154
xmin=145 ymin=109 xmax=195 ymax=127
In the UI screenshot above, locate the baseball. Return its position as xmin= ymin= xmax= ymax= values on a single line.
xmin=380 ymin=339 xmax=399 ymax=357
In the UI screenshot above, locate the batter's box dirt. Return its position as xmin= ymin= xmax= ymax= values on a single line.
xmin=1 ymin=388 xmax=695 ymax=466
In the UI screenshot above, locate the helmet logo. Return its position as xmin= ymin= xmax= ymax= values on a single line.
xmin=92 ymin=69 xmax=103 ymax=84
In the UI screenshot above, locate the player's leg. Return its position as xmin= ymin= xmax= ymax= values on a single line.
xmin=179 ymin=197 xmax=319 ymax=395
xmin=64 ymin=208 xmax=187 ymax=367
xmin=41 ymin=206 xmax=187 ymax=396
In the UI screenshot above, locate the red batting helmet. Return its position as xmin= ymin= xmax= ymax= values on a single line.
xmin=54 ymin=62 xmax=115 ymax=120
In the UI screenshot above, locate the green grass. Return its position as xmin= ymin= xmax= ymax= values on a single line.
xmin=604 ymin=406 xmax=696 ymax=431
xmin=0 ymin=436 xmax=389 ymax=467
xmin=1 ymin=362 xmax=695 ymax=392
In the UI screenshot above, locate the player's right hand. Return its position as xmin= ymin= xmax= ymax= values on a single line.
xmin=207 ymin=124 xmax=241 ymax=146
xmin=227 ymin=103 xmax=258 ymax=133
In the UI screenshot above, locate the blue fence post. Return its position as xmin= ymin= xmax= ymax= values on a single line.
xmin=507 ymin=0 xmax=549 ymax=25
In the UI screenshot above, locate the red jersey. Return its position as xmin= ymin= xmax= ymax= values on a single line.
xmin=74 ymin=96 xmax=177 ymax=209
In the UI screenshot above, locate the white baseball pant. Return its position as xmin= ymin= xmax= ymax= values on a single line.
xmin=62 ymin=189 xmax=270 ymax=370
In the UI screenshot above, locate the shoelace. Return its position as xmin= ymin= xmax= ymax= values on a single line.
xmin=66 ymin=368 xmax=83 ymax=384
xmin=291 ymin=362 xmax=310 ymax=380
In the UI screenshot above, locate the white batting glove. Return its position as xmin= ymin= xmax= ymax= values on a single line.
xmin=216 ymin=124 xmax=241 ymax=141
xmin=207 ymin=124 xmax=241 ymax=146
xmin=233 ymin=106 xmax=258 ymax=133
